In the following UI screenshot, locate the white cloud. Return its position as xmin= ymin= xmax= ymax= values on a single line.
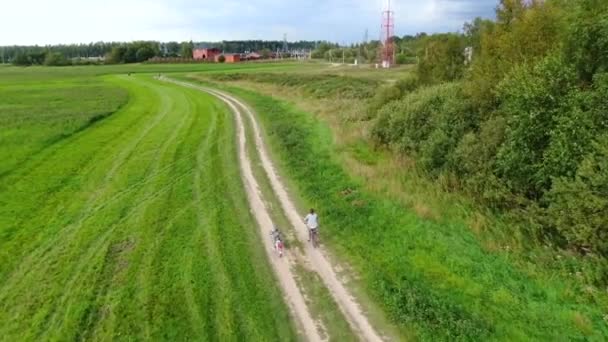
xmin=0 ymin=0 xmax=496 ymax=45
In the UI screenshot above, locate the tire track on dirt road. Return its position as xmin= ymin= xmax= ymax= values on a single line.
xmin=162 ymin=77 xmax=324 ymax=341
xmin=164 ymin=77 xmax=384 ymax=342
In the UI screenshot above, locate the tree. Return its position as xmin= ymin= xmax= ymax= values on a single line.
xmin=260 ymin=48 xmax=271 ymax=59
xmin=395 ymin=53 xmax=412 ymax=65
xmin=497 ymin=56 xmax=577 ymax=199
xmin=217 ymin=55 xmax=226 ymax=63
xmin=180 ymin=41 xmax=194 ymax=58
xmin=311 ymin=42 xmax=334 ymax=59
xmin=496 ymin=0 xmax=527 ymax=27
xmin=564 ymin=0 xmax=608 ymax=83
xmin=105 ymin=46 xmax=127 ymax=64
xmin=463 ymin=17 xmax=494 ymax=60
xmin=28 ymin=51 xmax=46 ymax=65
xmin=43 ymin=51 xmax=68 ymax=66
xmin=12 ymin=52 xmax=30 ymax=66
xmin=164 ymin=41 xmax=180 ymax=57
xmin=135 ymin=46 xmax=155 ymax=62
xmin=417 ymin=33 xmax=466 ymax=84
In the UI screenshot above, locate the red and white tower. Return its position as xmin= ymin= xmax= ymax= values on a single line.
xmin=381 ymin=0 xmax=395 ymax=68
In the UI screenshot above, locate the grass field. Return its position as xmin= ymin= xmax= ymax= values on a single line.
xmin=0 ymin=69 xmax=298 ymax=340
xmin=187 ymin=74 xmax=608 ymax=340
xmin=0 ymin=76 xmax=128 ymax=177
xmin=5 ymin=60 xmax=607 ymax=340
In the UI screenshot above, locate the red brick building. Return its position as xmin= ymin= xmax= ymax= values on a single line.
xmin=219 ymin=54 xmax=241 ymax=63
xmin=193 ymin=48 xmax=220 ymax=61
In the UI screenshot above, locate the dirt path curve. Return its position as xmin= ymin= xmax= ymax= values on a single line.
xmin=163 ymin=77 xmax=384 ymax=342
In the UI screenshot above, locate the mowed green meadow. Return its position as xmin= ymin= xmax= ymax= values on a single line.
xmin=0 ymin=66 xmax=298 ymax=340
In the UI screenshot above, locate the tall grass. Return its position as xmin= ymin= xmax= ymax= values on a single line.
xmin=209 ymin=73 xmax=379 ymax=99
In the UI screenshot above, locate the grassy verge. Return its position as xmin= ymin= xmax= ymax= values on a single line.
xmin=0 ymin=73 xmax=297 ymax=340
xmin=189 ymin=80 xmax=608 ymax=340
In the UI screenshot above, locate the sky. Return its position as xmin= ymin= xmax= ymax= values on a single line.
xmin=0 ymin=0 xmax=497 ymax=45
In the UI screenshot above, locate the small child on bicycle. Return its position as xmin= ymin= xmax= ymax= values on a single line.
xmin=270 ymin=226 xmax=284 ymax=257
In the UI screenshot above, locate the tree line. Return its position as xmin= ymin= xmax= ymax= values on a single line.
xmin=1 ymin=40 xmax=324 ymax=66
xmin=370 ymin=0 xmax=608 ymax=258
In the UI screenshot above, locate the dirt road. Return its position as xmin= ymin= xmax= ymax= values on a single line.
xmin=164 ymin=77 xmax=384 ymax=342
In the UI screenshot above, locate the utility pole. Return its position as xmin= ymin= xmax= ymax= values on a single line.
xmin=381 ymin=0 xmax=395 ymax=68
xmin=282 ymin=33 xmax=288 ymax=54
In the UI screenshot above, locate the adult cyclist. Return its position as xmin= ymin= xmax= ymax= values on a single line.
xmin=304 ymin=209 xmax=319 ymax=245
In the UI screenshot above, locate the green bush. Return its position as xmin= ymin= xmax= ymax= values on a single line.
xmin=416 ymin=33 xmax=466 ymax=84
xmin=418 ymin=128 xmax=451 ymax=173
xmin=450 ymin=116 xmax=513 ymax=208
xmin=565 ymin=1 xmax=608 ymax=83
xmin=451 ymin=116 xmax=506 ymax=178
xmin=135 ymin=46 xmax=155 ymax=62
xmin=395 ymin=53 xmax=416 ymax=65
xmin=548 ymin=135 xmax=608 ymax=255
xmin=365 ymin=85 xmax=403 ymax=120
xmin=43 ymin=52 xmax=69 ymax=66
xmin=495 ymin=55 xmax=581 ymax=199
xmin=372 ymin=82 xmax=475 ymax=174
xmin=395 ymin=75 xmax=420 ymax=93
xmin=12 ymin=53 xmax=31 ymax=66
xmin=365 ymin=75 xmax=422 ymax=120
xmin=590 ymin=73 xmax=608 ymax=128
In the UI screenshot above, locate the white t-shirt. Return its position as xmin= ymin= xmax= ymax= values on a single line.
xmin=304 ymin=213 xmax=318 ymax=229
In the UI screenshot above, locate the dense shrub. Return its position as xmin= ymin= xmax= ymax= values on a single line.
xmin=395 ymin=75 xmax=420 ymax=93
xmin=365 ymin=75 xmax=421 ymax=120
xmin=416 ymin=33 xmax=466 ymax=84
xmin=548 ymin=136 xmax=608 ymax=255
xmin=395 ymin=53 xmax=416 ymax=65
xmin=464 ymin=0 xmax=566 ymax=111
xmin=495 ymin=55 xmax=582 ymax=199
xmin=565 ymin=1 xmax=608 ymax=83
xmin=43 ymin=52 xmax=69 ymax=66
xmin=372 ymin=1 xmax=608 ymax=255
xmin=365 ymin=85 xmax=402 ymax=120
xmin=372 ymin=83 xmax=475 ymax=173
xmin=450 ymin=117 xmax=511 ymax=207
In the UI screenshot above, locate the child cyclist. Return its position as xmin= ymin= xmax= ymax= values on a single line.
xmin=304 ymin=209 xmax=319 ymax=245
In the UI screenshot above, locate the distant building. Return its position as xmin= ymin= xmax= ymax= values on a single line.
xmin=245 ymin=52 xmax=261 ymax=60
xmin=193 ymin=48 xmax=220 ymax=61
xmin=216 ymin=54 xmax=241 ymax=63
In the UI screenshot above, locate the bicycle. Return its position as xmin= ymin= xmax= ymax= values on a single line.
xmin=270 ymin=227 xmax=284 ymax=257
xmin=309 ymin=228 xmax=319 ymax=248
